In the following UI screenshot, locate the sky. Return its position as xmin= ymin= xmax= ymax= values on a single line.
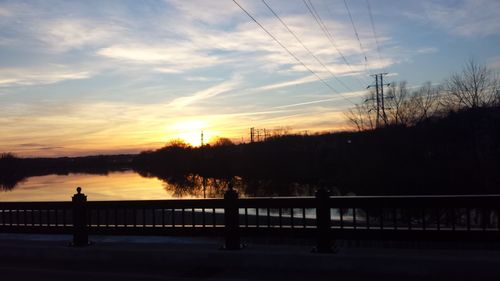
xmin=0 ymin=0 xmax=499 ymax=157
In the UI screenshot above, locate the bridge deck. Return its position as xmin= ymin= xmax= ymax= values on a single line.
xmin=1 ymin=234 xmax=500 ymax=281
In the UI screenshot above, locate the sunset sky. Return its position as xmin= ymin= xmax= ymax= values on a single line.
xmin=1 ymin=0 xmax=499 ymax=156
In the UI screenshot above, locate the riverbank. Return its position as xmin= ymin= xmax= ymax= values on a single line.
xmin=1 ymin=234 xmax=500 ymax=280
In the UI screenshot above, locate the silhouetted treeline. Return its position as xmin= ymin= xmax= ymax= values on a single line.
xmin=134 ymin=106 xmax=500 ymax=195
xmin=2 ymin=107 xmax=499 ymax=195
xmin=0 ymin=153 xmax=134 ymax=190
xmin=347 ymin=59 xmax=499 ymax=130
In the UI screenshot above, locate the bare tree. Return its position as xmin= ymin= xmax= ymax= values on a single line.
xmin=270 ymin=126 xmax=291 ymax=138
xmin=385 ymin=81 xmax=410 ymax=126
xmin=409 ymin=82 xmax=442 ymax=124
xmin=345 ymin=59 xmax=497 ymax=131
xmin=443 ymin=59 xmax=499 ymax=110
xmin=384 ymin=81 xmax=443 ymax=126
xmin=345 ymin=93 xmax=376 ymax=131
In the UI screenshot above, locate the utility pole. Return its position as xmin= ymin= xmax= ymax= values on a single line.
xmin=201 ymin=130 xmax=204 ymax=146
xmin=367 ymin=73 xmax=390 ymax=128
xmin=250 ymin=127 xmax=255 ymax=143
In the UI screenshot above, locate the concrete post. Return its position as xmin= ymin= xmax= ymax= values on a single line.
xmin=315 ymin=188 xmax=334 ymax=253
xmin=223 ymin=183 xmax=241 ymax=250
xmin=72 ymin=187 xmax=89 ymax=246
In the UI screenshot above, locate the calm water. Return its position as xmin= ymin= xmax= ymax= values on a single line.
xmin=0 ymin=171 xmax=208 ymax=202
xmin=0 ymin=169 xmax=325 ymax=201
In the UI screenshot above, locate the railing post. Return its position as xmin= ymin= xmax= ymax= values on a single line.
xmin=315 ymin=188 xmax=334 ymax=253
xmin=223 ymin=183 xmax=241 ymax=250
xmin=72 ymin=187 xmax=89 ymax=246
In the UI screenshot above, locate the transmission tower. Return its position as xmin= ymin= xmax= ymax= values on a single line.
xmin=250 ymin=127 xmax=255 ymax=143
xmin=367 ymin=73 xmax=390 ymax=128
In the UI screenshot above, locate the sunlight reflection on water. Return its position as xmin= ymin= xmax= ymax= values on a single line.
xmin=0 ymin=170 xmax=319 ymax=201
xmin=0 ymin=171 xmax=181 ymax=201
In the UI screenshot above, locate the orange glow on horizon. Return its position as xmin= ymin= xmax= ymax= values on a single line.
xmin=2 ymin=111 xmax=350 ymax=157
xmin=168 ymin=120 xmax=218 ymax=147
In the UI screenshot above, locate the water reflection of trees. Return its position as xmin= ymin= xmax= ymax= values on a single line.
xmin=162 ymin=174 xmax=230 ymax=198
xmin=0 ymin=153 xmax=132 ymax=191
xmin=0 ymin=153 xmax=26 ymax=191
xmin=0 ymin=174 xmax=26 ymax=191
xmin=137 ymin=169 xmax=325 ymax=198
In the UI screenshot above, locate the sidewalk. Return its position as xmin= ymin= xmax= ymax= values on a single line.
xmin=1 ymin=234 xmax=500 ymax=280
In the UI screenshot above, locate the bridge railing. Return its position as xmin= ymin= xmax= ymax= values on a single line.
xmin=0 ymin=187 xmax=499 ymax=252
xmin=0 ymin=201 xmax=73 ymax=234
xmin=325 ymin=195 xmax=500 ymax=247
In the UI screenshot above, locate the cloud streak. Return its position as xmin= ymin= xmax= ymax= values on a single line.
xmin=258 ymin=75 xmax=318 ymax=91
xmin=168 ymin=76 xmax=241 ymax=108
xmin=0 ymin=66 xmax=92 ymax=86
xmin=424 ymin=0 xmax=500 ymax=37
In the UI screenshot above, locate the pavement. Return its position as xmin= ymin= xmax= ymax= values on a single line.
xmin=1 ymin=234 xmax=500 ymax=280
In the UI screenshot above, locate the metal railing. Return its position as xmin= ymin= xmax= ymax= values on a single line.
xmin=0 ymin=187 xmax=499 ymax=252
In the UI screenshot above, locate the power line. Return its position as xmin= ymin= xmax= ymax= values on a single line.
xmin=302 ymin=0 xmax=366 ymax=88
xmin=262 ymin=0 xmax=356 ymax=99
xmin=232 ymin=0 xmax=350 ymax=99
xmin=366 ymin=0 xmax=384 ymax=67
xmin=342 ymin=0 xmax=369 ymax=74
xmin=325 ymin=1 xmax=370 ymax=85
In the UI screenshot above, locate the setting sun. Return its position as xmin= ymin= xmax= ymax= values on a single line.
xmin=169 ymin=120 xmax=217 ymax=147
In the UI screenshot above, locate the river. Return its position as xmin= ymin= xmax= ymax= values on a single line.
xmin=0 ymin=170 xmax=339 ymax=202
xmin=0 ymin=171 xmax=196 ymax=201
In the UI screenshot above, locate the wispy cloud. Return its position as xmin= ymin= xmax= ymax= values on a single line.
xmin=0 ymin=66 xmax=92 ymax=86
xmin=258 ymin=75 xmax=318 ymax=91
xmin=166 ymin=0 xmax=243 ymax=25
xmin=37 ymin=18 xmax=123 ymax=52
xmin=97 ymin=43 xmax=221 ymax=71
xmin=424 ymin=0 xmax=500 ymax=37
xmin=168 ymin=76 xmax=241 ymax=108
xmin=417 ymin=47 xmax=439 ymax=54
xmin=153 ymin=67 xmax=183 ymax=74
xmin=18 ymin=143 xmax=64 ymax=150
xmin=185 ymin=76 xmax=221 ymax=82
xmin=270 ymin=90 xmax=366 ymax=110
xmin=1 ymin=0 xmax=397 ymax=85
